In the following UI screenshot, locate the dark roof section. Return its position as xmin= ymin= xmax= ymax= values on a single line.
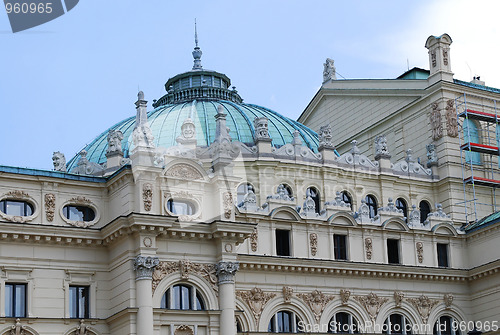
xmin=464 ymin=210 xmax=500 ymax=233
xmin=397 ymin=67 xmax=430 ymax=80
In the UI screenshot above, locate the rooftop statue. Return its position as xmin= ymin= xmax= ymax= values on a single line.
xmin=52 ymin=151 xmax=66 ymax=172
xmin=323 ymin=58 xmax=336 ymax=82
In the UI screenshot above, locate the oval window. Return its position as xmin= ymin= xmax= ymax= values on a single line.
xmin=167 ymin=199 xmax=195 ymax=216
xmin=63 ymin=205 xmax=95 ymax=222
xmin=0 ymin=199 xmax=34 ymax=217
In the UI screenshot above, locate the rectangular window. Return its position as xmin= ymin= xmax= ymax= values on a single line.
xmin=334 ymin=234 xmax=348 ymax=260
xmin=69 ymin=286 xmax=89 ymax=318
xmin=437 ymin=243 xmax=449 ymax=267
xmin=387 ymin=239 xmax=400 ymax=264
xmin=276 ymin=229 xmax=291 ymax=256
xmin=5 ymin=283 xmax=26 ymax=318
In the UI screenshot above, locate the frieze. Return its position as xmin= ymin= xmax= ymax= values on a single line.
xmin=152 ymin=260 xmax=218 ymax=294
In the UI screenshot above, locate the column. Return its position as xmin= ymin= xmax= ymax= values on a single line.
xmin=134 ymin=255 xmax=159 ymax=335
xmin=216 ymin=261 xmax=239 ymax=335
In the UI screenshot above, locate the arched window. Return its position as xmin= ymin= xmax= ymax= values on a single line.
xmin=161 ymin=284 xmax=205 ymax=310
xmin=329 ymin=312 xmax=359 ymax=333
xmin=419 ymin=201 xmax=431 ymax=224
xmin=237 ymin=183 xmax=254 ymax=205
xmin=395 ymin=198 xmax=408 ymax=218
xmin=341 ymin=191 xmax=353 ymax=210
xmin=433 ymin=316 xmax=461 ymax=335
xmin=63 ymin=205 xmax=95 ymax=222
xmin=281 ymin=184 xmax=293 ymax=198
xmin=383 ymin=314 xmax=412 ymax=334
xmin=307 ymin=187 xmax=320 ymax=213
xmin=463 ymin=119 xmax=481 ymax=165
xmin=167 ymin=199 xmax=195 ymax=215
xmin=268 ymin=310 xmax=302 ymax=333
xmin=0 ymin=199 xmax=33 ymax=217
xmin=236 ymin=318 xmax=243 ymax=333
xmin=365 ymin=195 xmax=377 ymax=218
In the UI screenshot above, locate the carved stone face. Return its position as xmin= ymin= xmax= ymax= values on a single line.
xmin=319 ymin=125 xmax=332 ymax=144
xmin=375 ymin=136 xmax=388 ymax=153
xmin=182 ymin=121 xmax=195 ymax=139
xmin=52 ymin=152 xmax=66 ymax=171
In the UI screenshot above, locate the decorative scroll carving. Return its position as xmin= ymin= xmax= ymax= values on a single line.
xmin=297 ymin=290 xmax=335 ymax=322
xmin=143 ymin=183 xmax=153 ymax=211
xmin=374 ymin=135 xmax=390 ymax=159
xmin=236 ymin=287 xmax=276 ymax=323
xmin=133 ymin=255 xmax=159 ymax=280
xmin=427 ymin=204 xmax=450 ymax=219
xmin=430 ymin=102 xmax=443 ymax=140
xmin=325 ymin=191 xmax=349 ymax=208
xmin=392 ymin=149 xmax=432 ymax=176
xmin=165 ymin=164 xmax=203 ymax=180
xmin=446 ymin=99 xmax=458 ymax=137
xmin=254 ymin=117 xmax=270 ymax=139
xmin=407 ymin=295 xmax=439 ymax=323
xmin=106 ymin=129 xmax=124 ymax=155
xmin=426 ymin=143 xmax=438 ymax=168
xmin=354 ymin=293 xmax=388 ymax=321
xmin=69 ymin=196 xmax=92 ymax=205
xmin=394 ymin=291 xmax=404 ymax=307
xmin=336 ymin=140 xmax=378 ymax=169
xmin=152 ymin=260 xmax=218 ymax=294
xmin=250 ymin=228 xmax=258 ymax=252
xmin=416 ymin=242 xmax=424 ymax=263
xmin=272 ymin=130 xmax=322 ymax=161
xmin=216 ymin=261 xmax=239 ymax=284
xmin=443 ymin=293 xmax=453 ymax=308
xmin=365 ymin=238 xmax=373 ymax=260
xmin=318 ymin=124 xmax=333 ymax=148
xmin=44 ymin=193 xmax=55 ymax=222
xmin=10 ymin=319 xmax=26 ymax=335
xmin=52 ymin=151 xmax=67 ymax=172
xmin=323 ymin=58 xmax=336 ymax=82
xmin=309 ymin=233 xmax=318 ymax=256
xmin=283 ymin=286 xmax=293 ymax=303
xmin=75 ymin=319 xmax=90 ymax=335
xmin=340 ymin=289 xmax=350 ymax=305
xmin=175 ymin=325 xmax=194 ymax=335
xmin=378 ymin=198 xmax=403 ymax=214
xmin=267 ymin=184 xmax=294 ymax=201
xmin=223 ymin=192 xmax=233 ymax=219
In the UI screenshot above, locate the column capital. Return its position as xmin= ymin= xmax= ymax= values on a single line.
xmin=216 ymin=261 xmax=239 ymax=285
xmin=133 ymin=255 xmax=159 ymax=280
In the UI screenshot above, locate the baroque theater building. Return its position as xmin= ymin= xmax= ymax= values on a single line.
xmin=0 ymin=33 xmax=499 ymax=335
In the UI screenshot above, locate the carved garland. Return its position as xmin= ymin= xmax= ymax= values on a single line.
xmin=152 ymin=260 xmax=218 ymax=294
xmin=365 ymin=238 xmax=373 ymax=260
xmin=309 ymin=233 xmax=318 ymax=256
xmin=223 ymin=192 xmax=233 ymax=219
xmin=250 ymin=228 xmax=258 ymax=252
xmin=44 ymin=193 xmax=56 ymax=222
xmin=143 ymin=183 xmax=153 ymax=212
xmin=297 ymin=290 xmax=335 ymax=322
xmin=430 ymin=102 xmax=443 ymax=140
xmin=283 ymin=286 xmax=293 ymax=303
xmin=445 ymin=99 xmax=458 ymax=137
xmin=340 ymin=289 xmax=350 ymax=305
xmin=416 ymin=242 xmax=424 ymax=263
xmin=236 ymin=287 xmax=276 ymax=323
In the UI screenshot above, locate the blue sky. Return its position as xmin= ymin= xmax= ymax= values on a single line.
xmin=1 ymin=0 xmax=499 ymax=170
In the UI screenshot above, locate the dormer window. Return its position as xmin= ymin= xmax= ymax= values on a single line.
xmin=0 ymin=200 xmax=33 ymax=217
xmin=63 ymin=205 xmax=95 ymax=222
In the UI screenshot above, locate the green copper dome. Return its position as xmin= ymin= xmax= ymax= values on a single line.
xmin=66 ymin=38 xmax=319 ymax=172
xmin=66 ymin=100 xmax=319 ymax=172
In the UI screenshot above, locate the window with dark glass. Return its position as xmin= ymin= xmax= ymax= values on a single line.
xmin=307 ymin=187 xmax=321 ymax=213
xmin=387 ymin=239 xmax=400 ymax=264
xmin=276 ymin=229 xmax=291 ymax=256
xmin=437 ymin=243 xmax=449 ymax=267
xmin=0 ymin=200 xmax=33 ymax=217
xmin=329 ymin=312 xmax=359 ymax=333
xmin=341 ymin=191 xmax=353 ymax=210
xmin=167 ymin=199 xmax=195 ymax=215
xmin=433 ymin=316 xmax=461 ymax=335
xmin=419 ymin=201 xmax=431 ymax=224
xmin=395 ymin=198 xmax=408 ymax=218
xmin=334 ymin=234 xmax=348 ymax=260
xmin=63 ymin=205 xmax=95 ymax=222
xmin=161 ymin=284 xmax=205 ymax=310
xmin=268 ymin=310 xmax=302 ymax=333
xmin=383 ymin=314 xmax=412 ymax=334
xmin=236 ymin=319 xmax=243 ymax=333
xmin=5 ymin=283 xmax=26 ymax=318
xmin=365 ymin=195 xmax=377 ymax=218
xmin=69 ymin=285 xmax=89 ymax=318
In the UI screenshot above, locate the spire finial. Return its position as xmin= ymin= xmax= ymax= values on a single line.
xmin=192 ymin=19 xmax=203 ymax=70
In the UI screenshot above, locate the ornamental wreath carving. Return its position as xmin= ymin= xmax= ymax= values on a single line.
xmin=407 ymin=295 xmax=439 ymax=323
xmin=236 ymin=287 xmax=276 ymax=323
xmin=309 ymin=233 xmax=318 ymax=256
xmin=250 ymin=228 xmax=258 ymax=252
xmin=165 ymin=164 xmax=203 ymax=180
xmin=44 ymin=193 xmax=55 ymax=222
xmin=143 ymin=183 xmax=153 ymax=211
xmin=297 ymin=290 xmax=335 ymax=322
xmin=445 ymin=99 xmax=458 ymax=137
xmin=430 ymin=102 xmax=443 ymax=140
xmin=365 ymin=238 xmax=373 ymax=260
xmin=152 ymin=260 xmax=218 ymax=294
xmin=353 ymin=292 xmax=388 ymax=321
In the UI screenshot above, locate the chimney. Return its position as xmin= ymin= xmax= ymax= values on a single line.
xmin=425 ymin=34 xmax=453 ymax=85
